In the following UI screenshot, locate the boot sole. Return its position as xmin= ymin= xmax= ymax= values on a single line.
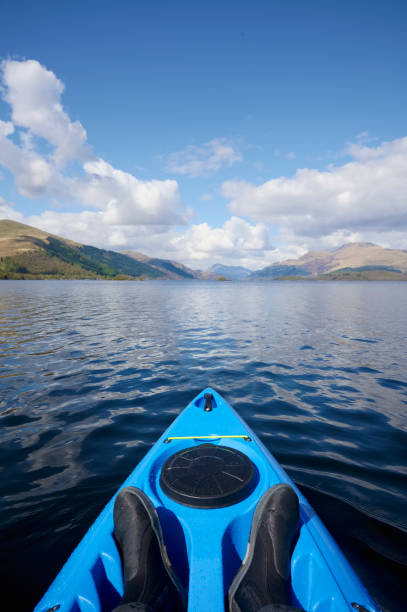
xmin=227 ymin=484 xmax=297 ymax=612
xmin=116 ymin=486 xmax=187 ymax=609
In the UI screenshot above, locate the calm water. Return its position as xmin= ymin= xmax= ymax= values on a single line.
xmin=0 ymin=280 xmax=406 ymax=611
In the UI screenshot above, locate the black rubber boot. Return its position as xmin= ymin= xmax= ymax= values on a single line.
xmin=112 ymin=486 xmax=185 ymax=612
xmin=228 ymin=484 xmax=304 ymax=612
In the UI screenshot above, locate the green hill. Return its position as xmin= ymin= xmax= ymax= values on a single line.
xmin=0 ymin=220 xmax=165 ymax=280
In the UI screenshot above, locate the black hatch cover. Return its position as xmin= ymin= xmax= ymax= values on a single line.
xmin=160 ymin=443 xmax=255 ymax=508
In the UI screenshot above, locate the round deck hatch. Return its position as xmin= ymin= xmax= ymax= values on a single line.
xmin=160 ymin=443 xmax=255 ymax=508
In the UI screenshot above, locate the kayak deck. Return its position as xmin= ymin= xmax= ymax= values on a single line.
xmin=35 ymin=388 xmax=380 ymax=612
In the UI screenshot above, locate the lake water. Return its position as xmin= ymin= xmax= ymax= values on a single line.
xmin=0 ymin=280 xmax=406 ymax=611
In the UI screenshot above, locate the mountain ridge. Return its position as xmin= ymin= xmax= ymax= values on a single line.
xmin=209 ymin=264 xmax=252 ymax=280
xmin=250 ymin=242 xmax=407 ymax=280
xmin=121 ymin=250 xmax=198 ymax=280
xmin=1 ymin=219 xmax=407 ymax=280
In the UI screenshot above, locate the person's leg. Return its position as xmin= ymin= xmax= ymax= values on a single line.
xmin=228 ymin=484 xmax=304 ymax=612
xmin=112 ymin=487 xmax=185 ymax=612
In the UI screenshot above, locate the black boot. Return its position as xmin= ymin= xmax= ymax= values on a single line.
xmin=228 ymin=484 xmax=304 ymax=612
xmin=112 ymin=486 xmax=185 ymax=612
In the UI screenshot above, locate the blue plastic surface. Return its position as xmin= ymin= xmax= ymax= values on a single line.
xmin=34 ymin=388 xmax=381 ymax=612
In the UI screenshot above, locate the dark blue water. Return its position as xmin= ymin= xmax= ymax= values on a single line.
xmin=0 ymin=280 xmax=406 ymax=611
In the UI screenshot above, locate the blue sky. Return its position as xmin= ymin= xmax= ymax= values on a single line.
xmin=0 ymin=0 xmax=406 ymax=269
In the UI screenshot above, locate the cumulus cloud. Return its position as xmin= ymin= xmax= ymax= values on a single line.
xmin=170 ymin=216 xmax=273 ymax=268
xmin=76 ymin=158 xmax=188 ymax=225
xmin=166 ymin=138 xmax=242 ymax=177
xmin=0 ymin=119 xmax=57 ymax=197
xmin=2 ymin=59 xmax=89 ymax=168
xmin=0 ymin=59 xmax=186 ymax=225
xmin=26 ymin=208 xmax=182 ymax=250
xmin=223 ymin=136 xmax=407 ymax=247
xmin=0 ymin=196 xmax=24 ymax=221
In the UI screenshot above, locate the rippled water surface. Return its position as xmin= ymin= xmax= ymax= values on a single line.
xmin=1 ymin=280 xmax=406 ymax=611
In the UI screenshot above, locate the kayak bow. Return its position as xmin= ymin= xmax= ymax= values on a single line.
xmin=34 ymin=388 xmax=380 ymax=612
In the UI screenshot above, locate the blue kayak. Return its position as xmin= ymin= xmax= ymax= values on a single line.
xmin=35 ymin=388 xmax=380 ymax=612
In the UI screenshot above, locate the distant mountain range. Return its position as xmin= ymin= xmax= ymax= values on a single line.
xmin=1 ymin=219 xmax=407 ymax=280
xmin=251 ymin=242 xmax=407 ymax=280
xmin=199 ymin=264 xmax=252 ymax=280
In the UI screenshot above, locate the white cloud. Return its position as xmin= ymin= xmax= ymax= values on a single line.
xmin=0 ymin=121 xmax=57 ymax=197
xmin=170 ymin=216 xmax=273 ymax=268
xmin=166 ymin=138 xmax=242 ymax=177
xmin=0 ymin=120 xmax=14 ymax=137
xmin=26 ymin=210 xmax=104 ymax=243
xmin=223 ymin=136 xmax=407 ymax=247
xmin=2 ymin=59 xmax=89 ymax=168
xmin=76 ymin=158 xmax=188 ymax=225
xmin=200 ymin=193 xmax=213 ymax=201
xmin=26 ymin=209 xmax=179 ymax=250
xmin=0 ymin=196 xmax=24 ymax=221
xmin=0 ymin=59 xmax=187 ymax=225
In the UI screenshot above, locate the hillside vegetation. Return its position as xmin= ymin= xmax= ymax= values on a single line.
xmin=122 ymin=251 xmax=197 ymax=279
xmin=0 ymin=220 xmax=164 ymax=280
